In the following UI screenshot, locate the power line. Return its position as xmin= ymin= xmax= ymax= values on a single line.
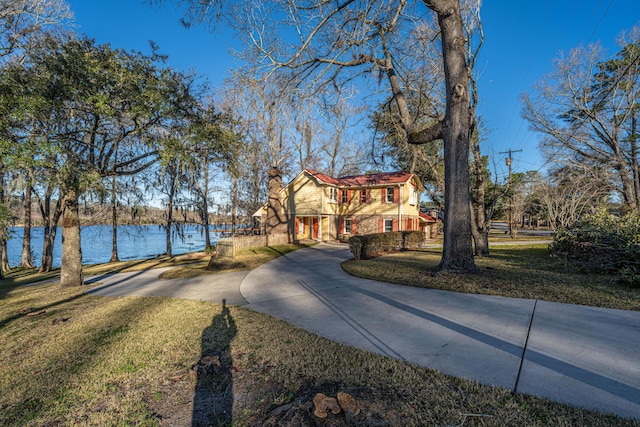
xmin=586 ymin=0 xmax=616 ymax=44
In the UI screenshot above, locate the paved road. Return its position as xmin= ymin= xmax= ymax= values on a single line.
xmin=88 ymin=243 xmax=640 ymax=420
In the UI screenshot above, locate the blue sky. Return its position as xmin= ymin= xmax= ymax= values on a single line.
xmin=68 ymin=1 xmax=639 ymax=183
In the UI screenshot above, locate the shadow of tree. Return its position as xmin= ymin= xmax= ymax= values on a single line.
xmin=192 ymin=299 xmax=237 ymax=426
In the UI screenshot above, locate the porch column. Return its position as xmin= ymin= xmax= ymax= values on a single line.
xmin=398 ymin=184 xmax=403 ymax=230
xmin=317 ymin=214 xmax=323 ymax=240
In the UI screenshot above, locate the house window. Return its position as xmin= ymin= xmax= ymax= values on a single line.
xmin=329 ymin=188 xmax=338 ymax=203
xmin=409 ymin=187 xmax=418 ymax=205
xmin=341 ymin=189 xmax=349 ymax=204
xmin=344 ymin=218 xmax=352 ymax=234
xmin=360 ymin=188 xmax=369 ymax=203
xmin=384 ymin=219 xmax=393 ymax=233
xmin=386 ymin=187 xmax=395 ymax=203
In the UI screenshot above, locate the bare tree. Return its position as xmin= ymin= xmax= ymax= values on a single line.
xmin=223 ymin=72 xmax=295 ymax=174
xmin=318 ymin=88 xmax=367 ymax=177
xmin=221 ymin=72 xmax=296 ymax=236
xmin=535 ymin=166 xmax=611 ymax=230
xmin=523 ymin=26 xmax=640 ymax=213
xmin=287 ymin=97 xmax=322 ymax=173
xmin=0 ymin=0 xmax=73 ymax=62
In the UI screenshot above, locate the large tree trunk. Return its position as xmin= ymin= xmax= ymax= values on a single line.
xmin=426 ymin=0 xmax=478 ymax=274
xmin=0 ymin=236 xmax=7 ymax=273
xmin=20 ymin=181 xmax=34 ymax=268
xmin=60 ymin=189 xmax=83 ymax=286
xmin=265 ymin=167 xmax=288 ymax=243
xmin=40 ymin=225 xmax=58 ymax=273
xmin=38 ymin=195 xmax=62 ymax=273
xmin=37 ymin=187 xmax=62 ymax=272
xmin=470 ymin=128 xmax=489 ymax=257
xmin=470 ymin=199 xmax=490 ymax=258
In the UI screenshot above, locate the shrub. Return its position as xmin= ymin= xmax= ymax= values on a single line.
xmin=349 ymin=231 xmax=425 ymax=260
xmin=549 ymin=209 xmax=640 ymax=286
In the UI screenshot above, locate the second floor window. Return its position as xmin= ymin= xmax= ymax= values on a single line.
xmin=341 ymin=189 xmax=349 ymax=204
xmin=329 ymin=188 xmax=338 ymax=203
xmin=386 ymin=187 xmax=395 ymax=203
xmin=410 ymin=188 xmax=418 ymax=205
xmin=360 ymin=188 xmax=369 ymax=203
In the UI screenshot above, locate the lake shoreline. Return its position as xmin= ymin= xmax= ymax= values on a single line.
xmin=6 ymin=224 xmax=231 ymax=269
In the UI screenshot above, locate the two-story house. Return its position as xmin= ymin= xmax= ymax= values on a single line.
xmin=254 ymin=169 xmax=439 ymax=241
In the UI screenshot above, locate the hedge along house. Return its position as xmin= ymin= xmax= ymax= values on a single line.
xmin=253 ymin=169 xmax=439 ymax=242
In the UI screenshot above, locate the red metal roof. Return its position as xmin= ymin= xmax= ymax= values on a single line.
xmin=305 ymin=169 xmax=415 ymax=187
xmin=305 ymin=169 xmax=342 ymax=185
xmin=419 ymin=212 xmax=438 ymax=222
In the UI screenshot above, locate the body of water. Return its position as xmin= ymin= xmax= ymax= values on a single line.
xmin=6 ymin=224 xmax=225 ymax=268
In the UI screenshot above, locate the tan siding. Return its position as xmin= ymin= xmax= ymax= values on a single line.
xmin=284 ymin=173 xmax=323 ymax=216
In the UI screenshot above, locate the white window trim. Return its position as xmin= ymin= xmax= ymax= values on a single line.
xmin=409 ymin=187 xmax=418 ymax=206
xmin=360 ymin=188 xmax=369 ymax=203
xmin=386 ymin=187 xmax=395 ymax=203
xmin=341 ymin=189 xmax=349 ymax=204
xmin=384 ymin=219 xmax=393 ymax=233
xmin=344 ymin=218 xmax=353 ymax=234
xmin=328 ymin=187 xmax=338 ymax=203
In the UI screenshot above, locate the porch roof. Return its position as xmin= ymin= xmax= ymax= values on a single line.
xmin=419 ymin=212 xmax=438 ymax=223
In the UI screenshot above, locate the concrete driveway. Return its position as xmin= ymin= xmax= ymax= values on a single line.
xmin=240 ymin=242 xmax=640 ymax=420
xmin=86 ymin=242 xmax=640 ymax=420
xmin=86 ymin=268 xmax=248 ymax=306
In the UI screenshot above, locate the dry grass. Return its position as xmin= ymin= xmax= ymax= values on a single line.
xmin=342 ymin=245 xmax=640 ymax=311
xmin=1 ymin=242 xmax=639 ymax=425
xmin=1 ymin=282 xmax=637 ymax=426
xmin=159 ymin=244 xmax=311 ymax=279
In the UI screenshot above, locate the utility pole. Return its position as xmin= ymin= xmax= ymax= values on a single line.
xmin=499 ymin=148 xmax=522 ymax=238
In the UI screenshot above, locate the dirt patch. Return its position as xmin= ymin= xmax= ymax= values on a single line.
xmin=145 ymin=355 xmax=399 ymax=426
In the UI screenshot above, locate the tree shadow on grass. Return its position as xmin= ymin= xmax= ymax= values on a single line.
xmin=192 ymin=299 xmax=237 ymax=426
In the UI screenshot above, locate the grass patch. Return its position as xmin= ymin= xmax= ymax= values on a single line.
xmin=342 ymin=245 xmax=640 ymax=311
xmin=159 ymin=244 xmax=312 ymax=279
xmin=1 ymin=283 xmax=637 ymax=426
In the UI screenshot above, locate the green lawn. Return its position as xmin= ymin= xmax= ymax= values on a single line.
xmin=342 ymin=245 xmax=640 ymax=311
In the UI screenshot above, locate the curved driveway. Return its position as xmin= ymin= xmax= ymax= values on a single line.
xmin=88 ymin=242 xmax=640 ymax=420
xmin=241 ymin=242 xmax=640 ymax=421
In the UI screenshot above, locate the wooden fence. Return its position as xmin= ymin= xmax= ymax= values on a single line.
xmin=217 ymin=233 xmax=290 ymax=259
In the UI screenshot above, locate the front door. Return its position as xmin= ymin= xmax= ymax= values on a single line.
xmin=312 ymin=218 xmax=319 ymax=239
